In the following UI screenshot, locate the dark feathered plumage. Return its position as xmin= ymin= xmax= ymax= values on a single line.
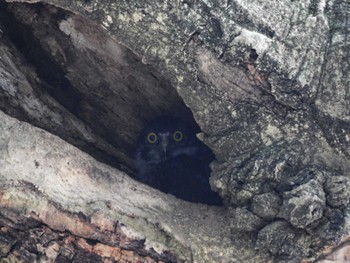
xmin=134 ymin=116 xmax=222 ymax=205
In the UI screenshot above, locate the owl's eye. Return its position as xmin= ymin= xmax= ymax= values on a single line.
xmin=173 ymin=131 xmax=184 ymax=142
xmin=147 ymin=132 xmax=158 ymax=144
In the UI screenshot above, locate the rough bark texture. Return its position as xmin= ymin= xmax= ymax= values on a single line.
xmin=0 ymin=0 xmax=350 ymax=262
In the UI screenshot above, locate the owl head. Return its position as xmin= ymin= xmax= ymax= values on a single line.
xmin=134 ymin=116 xmax=203 ymax=174
xmin=134 ymin=116 xmax=221 ymax=205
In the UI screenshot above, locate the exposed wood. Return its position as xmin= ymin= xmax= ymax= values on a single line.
xmin=0 ymin=0 xmax=350 ymax=262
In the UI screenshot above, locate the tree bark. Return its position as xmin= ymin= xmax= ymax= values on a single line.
xmin=0 ymin=0 xmax=350 ymax=262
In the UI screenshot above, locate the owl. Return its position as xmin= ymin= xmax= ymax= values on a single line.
xmin=134 ymin=116 xmax=222 ymax=205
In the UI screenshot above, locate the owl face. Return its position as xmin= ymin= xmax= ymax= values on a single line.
xmin=134 ymin=116 xmax=222 ymax=205
xmin=135 ymin=116 xmax=199 ymax=173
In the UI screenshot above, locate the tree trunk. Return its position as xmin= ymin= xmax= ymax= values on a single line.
xmin=0 ymin=0 xmax=350 ymax=262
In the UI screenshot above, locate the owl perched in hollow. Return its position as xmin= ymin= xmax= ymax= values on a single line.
xmin=134 ymin=116 xmax=222 ymax=205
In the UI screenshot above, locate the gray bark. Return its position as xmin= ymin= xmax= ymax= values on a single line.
xmin=0 ymin=0 xmax=350 ymax=262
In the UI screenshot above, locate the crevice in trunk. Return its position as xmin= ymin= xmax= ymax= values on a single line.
xmin=0 ymin=1 xmax=221 ymax=205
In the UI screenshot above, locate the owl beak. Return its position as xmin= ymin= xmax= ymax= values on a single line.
xmin=161 ymin=136 xmax=168 ymax=157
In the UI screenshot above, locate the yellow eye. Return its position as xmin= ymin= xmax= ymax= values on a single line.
xmin=147 ymin=132 xmax=158 ymax=144
xmin=173 ymin=131 xmax=183 ymax=142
